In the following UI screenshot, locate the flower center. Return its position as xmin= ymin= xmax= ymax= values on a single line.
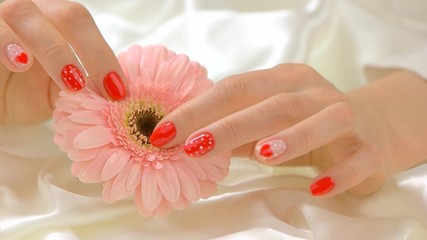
xmin=135 ymin=108 xmax=161 ymax=140
xmin=125 ymin=101 xmax=166 ymax=147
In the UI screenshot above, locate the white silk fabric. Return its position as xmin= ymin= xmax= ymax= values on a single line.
xmin=1 ymin=0 xmax=427 ymax=239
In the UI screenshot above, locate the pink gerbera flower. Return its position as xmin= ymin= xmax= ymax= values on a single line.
xmin=52 ymin=45 xmax=231 ymax=217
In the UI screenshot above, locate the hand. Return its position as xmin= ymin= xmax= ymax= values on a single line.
xmin=0 ymin=0 xmax=127 ymax=124
xmin=150 ymin=64 xmax=427 ymax=197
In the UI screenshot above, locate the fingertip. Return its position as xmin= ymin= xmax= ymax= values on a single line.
xmin=103 ymin=71 xmax=127 ymax=101
xmin=310 ymin=176 xmax=336 ymax=197
xmin=150 ymin=121 xmax=177 ymax=147
xmin=4 ymin=43 xmax=33 ymax=72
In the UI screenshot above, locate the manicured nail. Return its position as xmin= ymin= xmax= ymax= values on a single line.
xmin=103 ymin=71 xmax=126 ymax=100
xmin=256 ymin=139 xmax=286 ymax=160
xmin=310 ymin=177 xmax=335 ymax=196
xmin=61 ymin=64 xmax=85 ymax=91
xmin=6 ymin=43 xmax=29 ymax=68
xmin=184 ymin=132 xmax=215 ymax=157
xmin=150 ymin=122 xmax=176 ymax=147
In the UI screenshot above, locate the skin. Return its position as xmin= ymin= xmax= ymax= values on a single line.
xmin=0 ymin=0 xmax=127 ymax=124
xmin=1 ymin=0 xmax=427 ymax=197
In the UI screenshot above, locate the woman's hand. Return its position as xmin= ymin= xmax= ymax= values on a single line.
xmin=0 ymin=0 xmax=127 ymax=124
xmin=151 ymin=64 xmax=427 ymax=197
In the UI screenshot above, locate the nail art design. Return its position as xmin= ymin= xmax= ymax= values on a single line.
xmin=256 ymin=139 xmax=286 ymax=160
xmin=6 ymin=43 xmax=29 ymax=68
xmin=150 ymin=122 xmax=177 ymax=147
xmin=310 ymin=177 xmax=335 ymax=196
xmin=61 ymin=64 xmax=85 ymax=91
xmin=184 ymin=132 xmax=215 ymax=157
xmin=103 ymin=71 xmax=126 ymax=100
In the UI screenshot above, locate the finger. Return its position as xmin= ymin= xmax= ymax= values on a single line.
xmin=309 ymin=146 xmax=383 ymax=197
xmin=33 ymin=0 xmax=127 ymax=100
xmin=0 ymin=19 xmax=33 ymax=71
xmin=254 ymin=102 xmax=355 ymax=165
xmin=0 ymin=0 xmax=85 ymax=92
xmin=150 ymin=64 xmax=322 ymax=148
xmin=182 ymin=93 xmax=324 ymax=157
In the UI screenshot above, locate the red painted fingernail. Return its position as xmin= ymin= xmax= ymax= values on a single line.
xmin=103 ymin=71 xmax=126 ymax=100
xmin=150 ymin=122 xmax=176 ymax=147
xmin=184 ymin=132 xmax=215 ymax=157
xmin=61 ymin=64 xmax=85 ymax=91
xmin=257 ymin=139 xmax=286 ymax=160
xmin=6 ymin=43 xmax=29 ymax=68
xmin=310 ymin=177 xmax=335 ymax=196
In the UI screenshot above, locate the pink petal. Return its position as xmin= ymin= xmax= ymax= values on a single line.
xmin=69 ymin=111 xmax=107 ymax=125
xmin=102 ymin=148 xmax=131 ymax=180
xmin=156 ymin=161 xmax=180 ymax=203
xmin=80 ymin=100 xmax=107 ymax=111
xmin=199 ymin=180 xmax=217 ymax=199
xmin=199 ymin=161 xmax=224 ymax=182
xmin=102 ymin=179 xmax=116 ymax=203
xmin=110 ymin=162 xmax=133 ymax=201
xmin=53 ymin=117 xmax=88 ymax=135
xmin=126 ymin=161 xmax=142 ymax=192
xmin=182 ymin=157 xmax=207 ymax=180
xmin=73 ymin=126 xmax=114 ymax=149
xmin=71 ymin=161 xmax=90 ymax=178
xmin=68 ymin=148 xmax=99 ymax=162
xmin=135 ymin=187 xmax=154 ymax=217
xmin=205 ymin=152 xmax=231 ymax=168
xmin=173 ymin=161 xmax=201 ymax=201
xmin=79 ymin=148 xmax=112 ymax=183
xmin=171 ymin=195 xmax=191 ymax=210
xmin=141 ymin=167 xmax=162 ymax=210
xmin=152 ymin=197 xmax=172 ymax=218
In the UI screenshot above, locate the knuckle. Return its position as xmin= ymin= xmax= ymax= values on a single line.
xmin=218 ymin=119 xmax=239 ymax=143
xmin=42 ymin=40 xmax=68 ymax=58
xmin=1 ymin=0 xmax=32 ymax=19
xmin=347 ymin=162 xmax=360 ymax=184
xmin=294 ymin=126 xmax=311 ymax=149
xmin=268 ymin=93 xmax=303 ymax=120
xmin=213 ymin=76 xmax=248 ymax=98
xmin=49 ymin=2 xmax=92 ymax=24
xmin=273 ymin=63 xmax=317 ymax=83
xmin=330 ymin=102 xmax=356 ymax=126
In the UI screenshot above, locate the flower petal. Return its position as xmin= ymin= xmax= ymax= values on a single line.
xmin=68 ymin=148 xmax=100 ymax=162
xmin=69 ymin=110 xmax=107 ymax=125
xmin=135 ymin=187 xmax=154 ymax=217
xmin=80 ymin=100 xmax=107 ymax=111
xmin=199 ymin=180 xmax=217 ymax=199
xmin=156 ymin=161 xmax=180 ymax=203
xmin=110 ymin=161 xmax=133 ymax=201
xmin=71 ymin=161 xmax=91 ymax=178
xmin=198 ymin=161 xmax=224 ymax=182
xmin=172 ymin=161 xmax=201 ymax=201
xmin=182 ymin=157 xmax=207 ymax=180
xmin=141 ymin=166 xmax=162 ymax=210
xmin=102 ymin=148 xmax=131 ymax=180
xmin=205 ymin=152 xmax=231 ymax=168
xmin=73 ymin=126 xmax=114 ymax=149
xmin=79 ymin=146 xmax=114 ymax=183
xmin=126 ymin=161 xmax=142 ymax=192
xmin=102 ymin=179 xmax=116 ymax=203
xmin=152 ymin=197 xmax=172 ymax=218
xmin=171 ymin=195 xmax=191 ymax=211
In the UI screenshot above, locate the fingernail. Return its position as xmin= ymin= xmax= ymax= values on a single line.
xmin=310 ymin=177 xmax=335 ymax=196
xmin=150 ymin=122 xmax=176 ymax=147
xmin=6 ymin=43 xmax=29 ymax=68
xmin=103 ymin=71 xmax=126 ymax=100
xmin=184 ymin=132 xmax=215 ymax=157
xmin=61 ymin=64 xmax=85 ymax=91
xmin=256 ymin=139 xmax=286 ymax=160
